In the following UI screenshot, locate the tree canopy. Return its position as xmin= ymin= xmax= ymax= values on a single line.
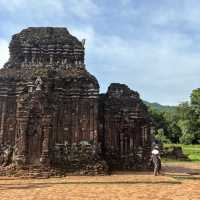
xmin=145 ymin=88 xmax=200 ymax=144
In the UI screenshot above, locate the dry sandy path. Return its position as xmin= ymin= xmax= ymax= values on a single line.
xmin=0 ymin=162 xmax=200 ymax=200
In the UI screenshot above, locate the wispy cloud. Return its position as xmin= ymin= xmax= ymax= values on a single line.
xmin=66 ymin=0 xmax=100 ymax=19
xmin=0 ymin=0 xmax=99 ymax=20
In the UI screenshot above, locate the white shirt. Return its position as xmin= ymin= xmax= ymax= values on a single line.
xmin=152 ymin=149 xmax=159 ymax=155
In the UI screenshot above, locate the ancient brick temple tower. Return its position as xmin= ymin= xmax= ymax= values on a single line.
xmin=0 ymin=27 xmax=153 ymax=175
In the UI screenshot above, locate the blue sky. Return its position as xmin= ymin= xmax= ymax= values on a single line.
xmin=0 ymin=0 xmax=200 ymax=105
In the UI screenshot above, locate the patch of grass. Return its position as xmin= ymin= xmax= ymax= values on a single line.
xmin=163 ymin=144 xmax=200 ymax=162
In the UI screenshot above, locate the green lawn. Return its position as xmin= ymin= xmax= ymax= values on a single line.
xmin=163 ymin=144 xmax=200 ymax=162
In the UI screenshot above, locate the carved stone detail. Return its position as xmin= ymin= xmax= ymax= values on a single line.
xmin=0 ymin=27 xmax=152 ymax=176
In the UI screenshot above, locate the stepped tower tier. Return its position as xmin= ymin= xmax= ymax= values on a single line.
xmin=5 ymin=27 xmax=85 ymax=69
xmin=0 ymin=27 xmax=107 ymax=175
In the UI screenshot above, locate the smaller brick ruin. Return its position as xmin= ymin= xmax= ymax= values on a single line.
xmin=99 ymin=83 xmax=152 ymax=170
xmin=0 ymin=27 xmax=153 ymax=176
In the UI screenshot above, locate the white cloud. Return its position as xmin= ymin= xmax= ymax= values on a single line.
xmin=120 ymin=0 xmax=132 ymax=7
xmin=82 ymin=28 xmax=200 ymax=105
xmin=0 ymin=39 xmax=9 ymax=68
xmin=0 ymin=0 xmax=200 ymax=105
xmin=119 ymin=0 xmax=200 ymax=28
xmin=0 ymin=0 xmax=63 ymax=10
xmin=67 ymin=0 xmax=99 ymax=19
xmin=0 ymin=0 xmax=24 ymax=11
xmin=70 ymin=26 xmax=95 ymax=47
xmin=0 ymin=0 xmax=99 ymax=20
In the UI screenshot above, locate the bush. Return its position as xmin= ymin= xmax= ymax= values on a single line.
xmin=180 ymin=133 xmax=195 ymax=144
xmin=155 ymin=129 xmax=171 ymax=144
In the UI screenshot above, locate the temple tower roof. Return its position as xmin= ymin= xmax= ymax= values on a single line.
xmin=5 ymin=27 xmax=85 ymax=69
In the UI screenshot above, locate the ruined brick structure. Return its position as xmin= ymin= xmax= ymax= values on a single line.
xmin=0 ymin=27 xmax=153 ymax=176
xmin=99 ymin=84 xmax=152 ymax=170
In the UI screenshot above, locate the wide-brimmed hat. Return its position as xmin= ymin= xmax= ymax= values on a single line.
xmin=154 ymin=145 xmax=159 ymax=150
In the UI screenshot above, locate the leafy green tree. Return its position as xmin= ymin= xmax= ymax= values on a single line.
xmin=163 ymin=110 xmax=182 ymax=143
xmin=189 ymin=89 xmax=200 ymax=143
xmin=146 ymin=89 xmax=200 ymax=145
xmin=155 ymin=128 xmax=171 ymax=144
xmin=178 ymin=120 xmax=194 ymax=144
xmin=148 ymin=108 xmax=172 ymax=143
xmin=191 ymin=88 xmax=200 ymax=106
xmin=176 ymin=102 xmax=191 ymax=120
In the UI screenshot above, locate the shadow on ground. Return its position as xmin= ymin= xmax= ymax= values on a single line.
xmin=0 ymin=180 xmax=182 ymax=190
xmin=162 ymin=163 xmax=200 ymax=174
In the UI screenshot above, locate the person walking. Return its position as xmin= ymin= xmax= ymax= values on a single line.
xmin=150 ymin=146 xmax=161 ymax=176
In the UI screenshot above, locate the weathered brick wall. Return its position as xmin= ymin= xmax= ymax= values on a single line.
xmin=99 ymin=83 xmax=152 ymax=170
xmin=0 ymin=27 xmax=153 ymax=175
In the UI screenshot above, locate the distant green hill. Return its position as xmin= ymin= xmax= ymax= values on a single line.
xmin=143 ymin=101 xmax=177 ymax=113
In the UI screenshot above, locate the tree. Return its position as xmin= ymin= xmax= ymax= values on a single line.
xmin=178 ymin=120 xmax=194 ymax=144
xmin=155 ymin=128 xmax=171 ymax=144
xmin=191 ymin=88 xmax=200 ymax=106
xmin=148 ymin=108 xmax=172 ymax=143
xmin=146 ymin=90 xmax=200 ymax=144
xmin=163 ymin=110 xmax=182 ymax=143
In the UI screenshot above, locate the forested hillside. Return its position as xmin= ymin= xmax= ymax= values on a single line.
xmin=143 ymin=101 xmax=176 ymax=113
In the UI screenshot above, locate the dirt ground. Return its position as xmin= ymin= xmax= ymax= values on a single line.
xmin=0 ymin=162 xmax=200 ymax=200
